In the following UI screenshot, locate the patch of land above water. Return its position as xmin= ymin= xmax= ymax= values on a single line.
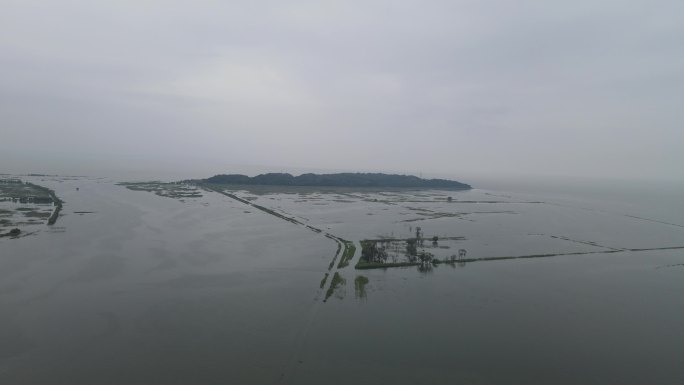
xmin=118 ymin=182 xmax=203 ymax=199
xmin=202 ymin=172 xmax=471 ymax=189
xmin=0 ymin=178 xmax=54 ymax=203
xmin=0 ymin=179 xmax=63 ymax=235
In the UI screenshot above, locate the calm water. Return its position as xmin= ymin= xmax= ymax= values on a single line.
xmin=1 ymin=176 xmax=683 ymax=384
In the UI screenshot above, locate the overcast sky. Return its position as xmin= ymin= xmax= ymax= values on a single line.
xmin=1 ymin=0 xmax=683 ymax=181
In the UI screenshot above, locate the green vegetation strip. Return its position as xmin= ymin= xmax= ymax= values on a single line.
xmin=356 ymin=261 xmax=419 ymax=269
xmin=355 ymin=245 xmax=684 ymax=270
xmin=46 ymin=188 xmax=63 ymax=225
xmin=327 ymin=236 xmax=342 ymax=270
xmin=319 ymin=273 xmax=329 ymax=289
xmin=336 ymin=240 xmax=356 ymax=269
xmin=324 ymin=272 xmax=345 ymax=302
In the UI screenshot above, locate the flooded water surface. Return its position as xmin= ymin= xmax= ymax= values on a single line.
xmin=1 ymin=176 xmax=683 ymax=384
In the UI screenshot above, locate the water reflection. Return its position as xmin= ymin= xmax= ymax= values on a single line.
xmin=323 ymin=272 xmax=346 ymax=302
xmin=354 ymin=275 xmax=369 ymax=300
xmin=417 ymin=262 xmax=434 ymax=273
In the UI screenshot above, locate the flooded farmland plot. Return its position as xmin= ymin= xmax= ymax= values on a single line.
xmin=1 ymin=177 xmax=684 ymax=384
xmin=211 ymin=185 xmax=684 ymax=266
xmin=118 ymin=182 xmax=203 ymax=200
xmin=0 ymin=178 xmax=63 ymax=237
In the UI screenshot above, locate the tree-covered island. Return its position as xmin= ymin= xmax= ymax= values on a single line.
xmin=202 ymin=173 xmax=471 ymax=189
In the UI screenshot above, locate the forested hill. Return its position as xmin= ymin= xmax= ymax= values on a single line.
xmin=203 ymin=173 xmax=471 ymax=189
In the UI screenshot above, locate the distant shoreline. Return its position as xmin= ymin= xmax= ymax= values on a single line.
xmin=200 ymin=172 xmax=472 ymax=190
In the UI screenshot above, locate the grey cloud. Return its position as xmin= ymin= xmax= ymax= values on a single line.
xmin=1 ymin=0 xmax=683 ymax=181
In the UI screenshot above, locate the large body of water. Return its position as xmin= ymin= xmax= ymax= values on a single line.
xmin=1 ymin=176 xmax=683 ymax=384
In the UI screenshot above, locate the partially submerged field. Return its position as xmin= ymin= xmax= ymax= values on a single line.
xmin=0 ymin=178 xmax=62 ymax=237
xmin=201 ymin=183 xmax=684 ymax=274
xmin=151 ymin=181 xmax=681 ymax=311
xmin=118 ymin=182 xmax=203 ymax=199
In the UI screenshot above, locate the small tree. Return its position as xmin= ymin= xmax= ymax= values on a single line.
xmin=418 ymin=251 xmax=433 ymax=265
xmin=406 ymin=238 xmax=418 ymax=260
xmin=406 ymin=238 xmax=418 ymax=254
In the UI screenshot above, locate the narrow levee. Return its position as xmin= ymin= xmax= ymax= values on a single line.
xmin=199 ymin=184 xmax=364 ymax=385
xmin=199 ymin=184 xmax=354 ymax=290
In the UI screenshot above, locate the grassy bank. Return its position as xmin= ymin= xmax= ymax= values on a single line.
xmin=356 ymin=261 xmax=420 ymax=269
xmin=336 ymin=240 xmax=356 ymax=268
xmin=45 ymin=187 xmax=63 ymax=225
xmin=319 ymin=273 xmax=329 ymax=289
xmin=354 ymin=247 xmax=684 ymax=270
